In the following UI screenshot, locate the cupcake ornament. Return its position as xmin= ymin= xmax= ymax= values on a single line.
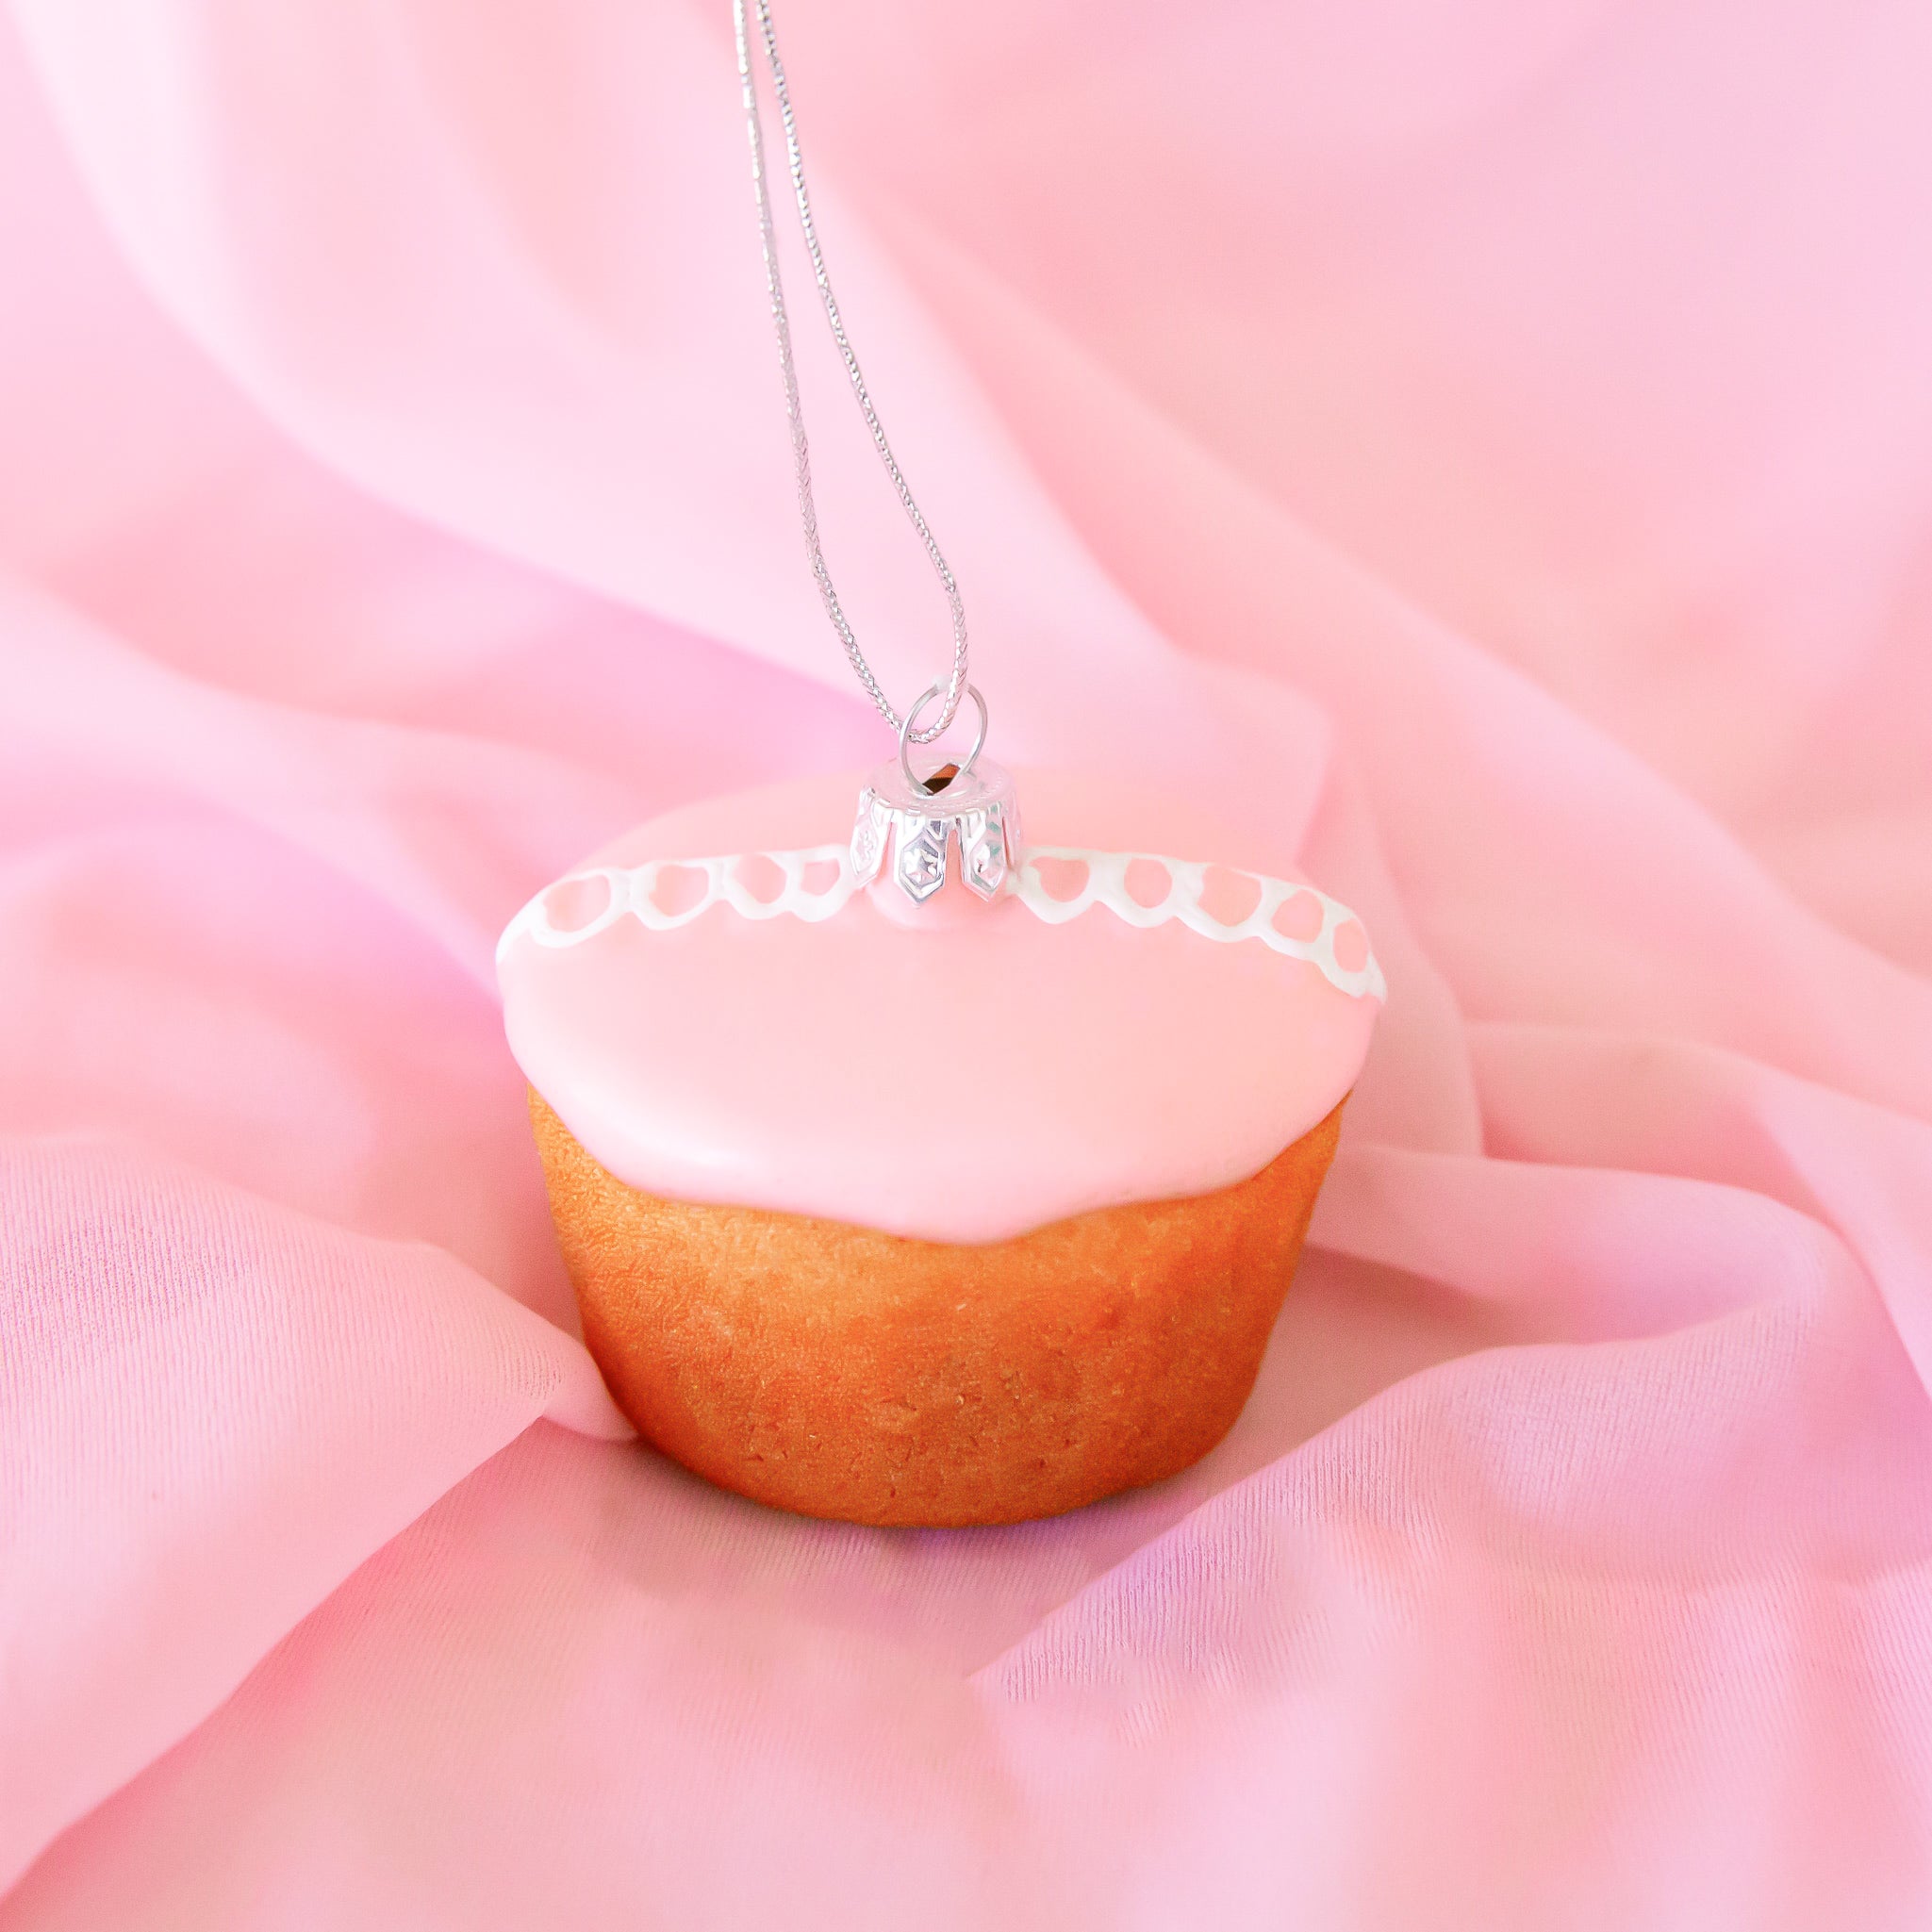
xmin=496 ymin=0 xmax=1384 ymax=1526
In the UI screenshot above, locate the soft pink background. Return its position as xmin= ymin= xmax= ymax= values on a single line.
xmin=4 ymin=1 xmax=1932 ymax=1925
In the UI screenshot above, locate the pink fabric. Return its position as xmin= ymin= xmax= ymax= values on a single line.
xmin=4 ymin=0 xmax=1931 ymax=1922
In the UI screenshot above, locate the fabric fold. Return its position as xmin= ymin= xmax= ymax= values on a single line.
xmin=0 ymin=1137 xmax=624 ymax=1892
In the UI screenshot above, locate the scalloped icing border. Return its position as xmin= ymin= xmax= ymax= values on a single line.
xmin=498 ymin=844 xmax=1386 ymax=1002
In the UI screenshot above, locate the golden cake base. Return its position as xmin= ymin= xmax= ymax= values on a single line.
xmin=531 ymin=1088 xmax=1342 ymax=1527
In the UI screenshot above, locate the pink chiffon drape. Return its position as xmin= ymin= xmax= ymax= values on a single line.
xmin=4 ymin=1 xmax=1932 ymax=1924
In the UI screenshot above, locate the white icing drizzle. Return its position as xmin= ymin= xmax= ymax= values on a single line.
xmin=499 ymin=845 xmax=1386 ymax=1002
xmin=1016 ymin=848 xmax=1385 ymax=1000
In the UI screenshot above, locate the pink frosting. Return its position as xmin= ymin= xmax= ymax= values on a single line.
xmin=498 ymin=769 xmax=1379 ymax=1243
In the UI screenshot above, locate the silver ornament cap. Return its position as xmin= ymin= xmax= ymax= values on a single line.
xmin=850 ymin=684 xmax=1021 ymax=905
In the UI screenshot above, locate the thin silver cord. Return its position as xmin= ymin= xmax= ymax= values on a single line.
xmin=734 ymin=0 xmax=968 ymax=744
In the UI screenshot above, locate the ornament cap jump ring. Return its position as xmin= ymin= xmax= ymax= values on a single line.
xmin=899 ymin=680 xmax=987 ymax=795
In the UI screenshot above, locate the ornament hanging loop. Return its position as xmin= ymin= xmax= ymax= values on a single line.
xmin=898 ymin=681 xmax=988 ymax=796
xmin=735 ymin=0 xmax=972 ymax=747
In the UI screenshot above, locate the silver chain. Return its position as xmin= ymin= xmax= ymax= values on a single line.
xmin=733 ymin=0 xmax=969 ymax=745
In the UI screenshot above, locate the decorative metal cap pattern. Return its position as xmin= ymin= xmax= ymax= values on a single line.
xmin=850 ymin=758 xmax=1022 ymax=905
